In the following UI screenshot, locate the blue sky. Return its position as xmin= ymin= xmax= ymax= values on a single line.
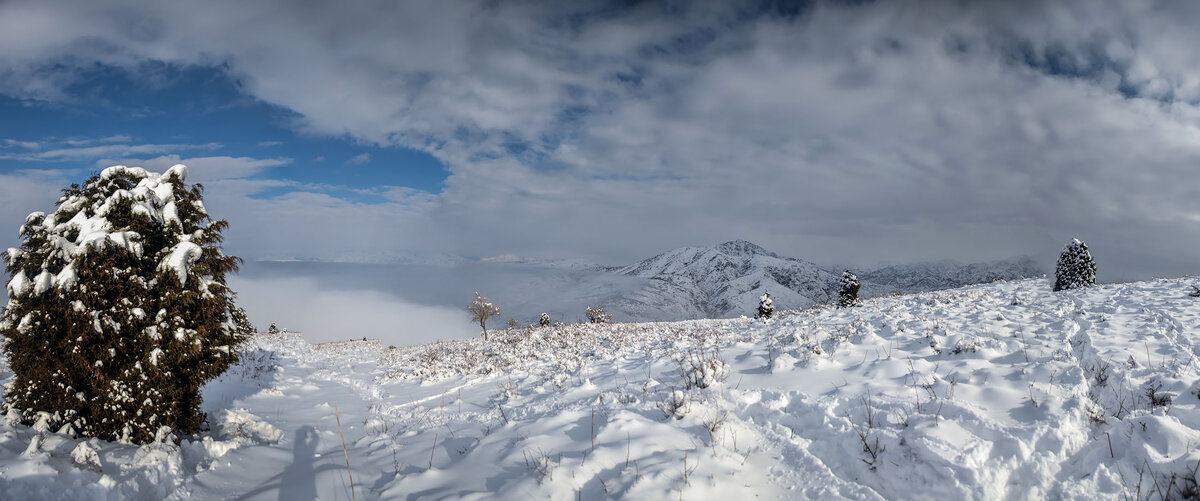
xmin=0 ymin=64 xmax=448 ymax=202
xmin=0 ymin=0 xmax=1199 ymax=282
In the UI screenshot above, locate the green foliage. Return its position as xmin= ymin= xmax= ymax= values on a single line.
xmin=1053 ymin=238 xmax=1097 ymax=292
xmin=839 ymin=270 xmax=861 ymax=308
xmin=0 ymin=166 xmax=248 ymax=443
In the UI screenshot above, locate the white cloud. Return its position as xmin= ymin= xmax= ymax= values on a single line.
xmin=1 ymin=0 xmax=1200 ymax=279
xmin=0 ymin=141 xmax=222 ymax=162
xmin=347 ymin=153 xmax=370 ymax=165
xmin=104 ymin=154 xmax=291 ymax=182
xmin=228 ymin=275 xmax=475 ymax=345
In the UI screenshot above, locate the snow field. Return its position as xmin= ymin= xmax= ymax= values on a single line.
xmin=2 ymin=277 xmax=1200 ymax=499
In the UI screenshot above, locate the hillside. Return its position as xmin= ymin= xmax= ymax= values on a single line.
xmin=606 ymin=240 xmax=1039 ymax=320
xmin=861 ymin=256 xmax=1045 ymax=293
xmin=3 ymin=277 xmax=1200 ymax=499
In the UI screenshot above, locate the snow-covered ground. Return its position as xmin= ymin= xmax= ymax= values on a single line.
xmin=3 ymin=277 xmax=1200 ymax=499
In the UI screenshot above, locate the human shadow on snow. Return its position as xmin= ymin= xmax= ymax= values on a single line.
xmin=234 ymin=426 xmax=344 ymax=501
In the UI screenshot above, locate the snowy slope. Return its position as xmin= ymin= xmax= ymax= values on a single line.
xmin=5 ymin=277 xmax=1200 ymax=499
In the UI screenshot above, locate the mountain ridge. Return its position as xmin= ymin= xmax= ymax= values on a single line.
xmin=604 ymin=240 xmax=1044 ymax=320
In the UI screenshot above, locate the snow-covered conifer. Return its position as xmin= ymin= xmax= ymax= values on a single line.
xmin=468 ymin=292 xmax=501 ymax=340
xmin=757 ymin=292 xmax=774 ymax=319
xmin=1053 ymin=238 xmax=1097 ymax=291
xmin=838 ymin=270 xmax=861 ymax=308
xmin=539 ymin=312 xmax=551 ymax=327
xmin=586 ymin=305 xmax=612 ymax=324
xmin=0 ymin=165 xmax=248 ymax=443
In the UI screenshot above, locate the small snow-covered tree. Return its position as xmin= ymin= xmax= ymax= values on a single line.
xmin=1 ymin=165 xmax=247 ymax=443
xmin=756 ymin=292 xmax=774 ymax=319
xmin=468 ymin=291 xmax=501 ymax=340
xmin=585 ymin=305 xmax=612 ymax=324
xmin=539 ymin=312 xmax=551 ymax=327
xmin=1053 ymin=238 xmax=1097 ymax=291
xmin=838 ymin=270 xmax=861 ymax=308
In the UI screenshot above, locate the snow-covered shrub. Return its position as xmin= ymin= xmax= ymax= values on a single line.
xmin=539 ymin=312 xmax=551 ymax=327
xmin=756 ymin=292 xmax=774 ymax=319
xmin=1053 ymin=238 xmax=1097 ymax=291
xmin=838 ymin=270 xmax=861 ymax=308
xmin=71 ymin=441 xmax=102 ymax=471
xmin=585 ymin=305 xmax=612 ymax=324
xmin=678 ymin=346 xmax=729 ymax=390
xmin=0 ymin=164 xmax=248 ymax=444
xmin=468 ymin=291 xmax=501 ymax=340
xmin=659 ymin=390 xmax=691 ymax=420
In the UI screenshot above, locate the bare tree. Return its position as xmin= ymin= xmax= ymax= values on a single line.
xmin=469 ymin=291 xmax=502 ymax=340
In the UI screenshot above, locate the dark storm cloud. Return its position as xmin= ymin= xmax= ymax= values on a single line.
xmin=1 ymin=0 xmax=1199 ymax=278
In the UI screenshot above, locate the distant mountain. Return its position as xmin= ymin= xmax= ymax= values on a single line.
xmin=245 ymin=241 xmax=1045 ymax=325
xmin=860 ymin=256 xmax=1044 ymax=293
xmin=608 ymin=240 xmax=889 ymax=319
xmin=595 ymin=241 xmax=1045 ymax=320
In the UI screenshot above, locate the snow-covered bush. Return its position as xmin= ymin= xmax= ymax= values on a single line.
xmin=468 ymin=291 xmax=501 ymax=340
xmin=539 ymin=312 xmax=551 ymax=327
xmin=585 ymin=305 xmax=612 ymax=324
xmin=678 ymin=346 xmax=729 ymax=390
xmin=756 ymin=292 xmax=774 ymax=319
xmin=659 ymin=390 xmax=690 ymax=420
xmin=0 ymin=164 xmax=248 ymax=444
xmin=1053 ymin=238 xmax=1097 ymax=292
xmin=838 ymin=270 xmax=861 ymax=308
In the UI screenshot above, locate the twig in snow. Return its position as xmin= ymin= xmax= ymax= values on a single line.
xmin=334 ymin=404 xmax=356 ymax=501
xmin=428 ymin=432 xmax=439 ymax=469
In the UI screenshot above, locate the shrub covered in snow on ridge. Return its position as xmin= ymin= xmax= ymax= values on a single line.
xmin=585 ymin=305 xmax=612 ymax=324
xmin=0 ymin=164 xmax=249 ymax=444
xmin=539 ymin=312 xmax=551 ymax=327
xmin=838 ymin=270 xmax=861 ymax=308
xmin=1053 ymin=238 xmax=1097 ymax=292
xmin=757 ymin=291 xmax=774 ymax=319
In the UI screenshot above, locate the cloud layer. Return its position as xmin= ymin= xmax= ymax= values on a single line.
xmin=2 ymin=0 xmax=1199 ymax=282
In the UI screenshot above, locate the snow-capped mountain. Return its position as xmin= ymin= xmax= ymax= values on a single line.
xmin=597 ymin=241 xmax=1044 ymax=321
xmin=861 ymin=255 xmax=1044 ymax=293
xmin=609 ymin=240 xmax=887 ymax=319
